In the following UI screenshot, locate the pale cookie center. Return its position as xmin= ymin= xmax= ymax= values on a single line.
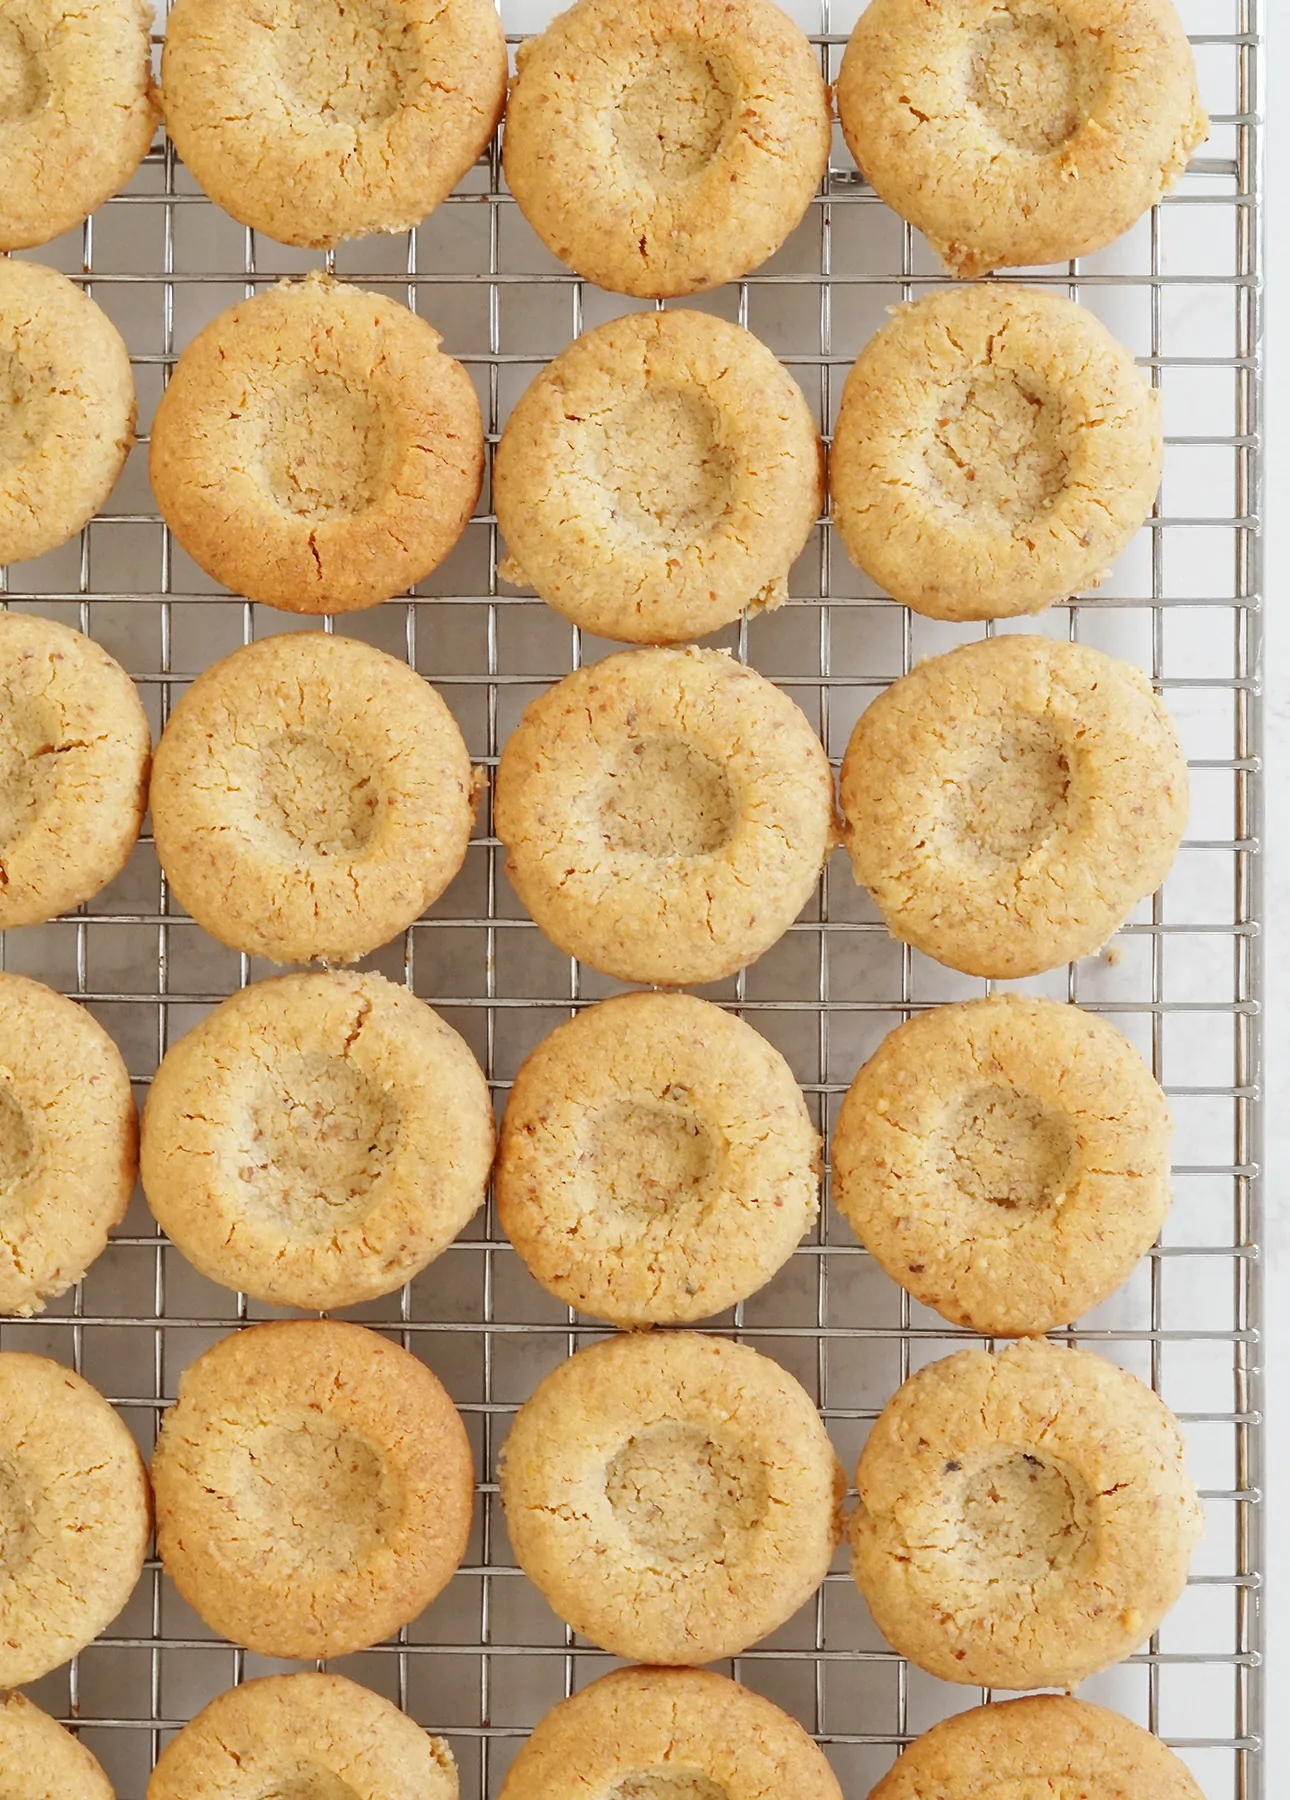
xmin=257 ymin=371 xmax=394 ymax=519
xmin=251 ymin=1772 xmax=363 ymax=1800
xmin=936 ymin=1084 xmax=1076 ymax=1212
xmin=0 ymin=347 xmax=52 ymax=471
xmin=257 ymin=731 xmax=380 ymax=858
xmin=583 ymin=1096 xmax=717 ymax=1221
xmin=596 ymin=386 xmax=735 ymax=544
xmin=966 ymin=10 xmax=1100 ymax=155
xmin=0 ymin=690 xmax=62 ymax=853
xmin=0 ymin=1451 xmax=34 ymax=1578
xmin=271 ymin=0 xmax=419 ymax=128
xmin=941 ymin=719 xmax=1072 ymax=866
xmin=604 ymin=1419 xmax=766 ymax=1561
xmin=241 ymin=1050 xmax=400 ymax=1235
xmin=238 ymin=1413 xmax=397 ymax=1571
xmin=599 ymin=735 xmax=738 ymax=859
xmin=954 ymin=1450 xmax=1094 ymax=1588
xmin=0 ymin=1084 xmax=36 ymax=1198
xmin=614 ymin=42 xmax=738 ymax=182
xmin=0 ymin=17 xmax=50 ymax=127
xmin=925 ymin=371 xmax=1070 ymax=526
xmin=609 ymin=1775 xmax=729 ymax=1800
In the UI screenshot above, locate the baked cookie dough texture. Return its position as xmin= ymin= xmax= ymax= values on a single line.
xmin=504 ymin=0 xmax=831 ymax=297
xmin=829 ymin=286 xmax=1163 ymax=621
xmin=0 ymin=973 xmax=138 ymax=1318
xmin=840 ymin=634 xmax=1188 ymax=978
xmin=850 ymin=1337 xmax=1203 ymax=1690
xmin=499 ymin=1668 xmax=842 ymax=1800
xmin=0 ymin=611 xmax=150 ymax=929
xmin=870 ymin=1695 xmax=1204 ymax=1800
xmin=149 ymin=630 xmax=481 ymax=966
xmin=150 ymin=276 xmax=484 ymax=615
xmin=148 ymin=1672 xmax=460 ymax=1800
xmin=832 ymin=994 xmax=1172 ymax=1336
xmin=0 ymin=260 xmax=137 ymax=567
xmin=496 ymin=309 xmax=824 ymax=644
xmin=838 ymin=0 xmax=1207 ymax=277
xmin=151 ymin=1319 xmax=474 ymax=1659
xmin=0 ymin=1692 xmax=114 ymax=1800
xmin=0 ymin=0 xmax=159 ymax=252
xmin=496 ymin=647 xmax=837 ymax=986
xmin=497 ymin=991 xmax=821 ymax=1326
xmin=0 ymin=1352 xmax=151 ymax=1687
xmin=162 ymin=0 xmax=507 ymax=248
xmin=500 ymin=1331 xmax=843 ymax=1664
xmin=143 ymin=970 xmax=494 ymax=1312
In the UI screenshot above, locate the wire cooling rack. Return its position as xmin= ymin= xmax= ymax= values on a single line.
xmin=0 ymin=2 xmax=1264 ymax=1796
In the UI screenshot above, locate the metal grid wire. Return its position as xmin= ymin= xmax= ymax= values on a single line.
xmin=0 ymin=1 xmax=1264 ymax=1796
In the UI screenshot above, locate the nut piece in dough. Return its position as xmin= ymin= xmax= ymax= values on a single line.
xmin=504 ymin=0 xmax=831 ymax=297
xmin=849 ymin=1337 xmax=1203 ymax=1690
xmin=162 ymin=0 xmax=507 ymax=250
xmin=500 ymin=1667 xmax=843 ymax=1800
xmin=150 ymin=276 xmax=484 ymax=614
xmin=151 ymin=1319 xmax=474 ymax=1659
xmin=839 ymin=634 xmax=1188 ymax=979
xmin=829 ymin=286 xmax=1162 ymax=621
xmin=0 ymin=611 xmax=150 ymax=929
xmin=867 ymin=1694 xmax=1204 ymax=1800
xmin=148 ymin=631 xmax=482 ymax=966
xmin=498 ymin=991 xmax=821 ymax=1326
xmin=148 ymin=1671 xmax=460 ymax=1800
xmin=831 ymin=995 xmax=1171 ymax=1336
xmin=0 ymin=1351 xmax=151 ymax=1687
xmin=837 ymin=0 xmax=1207 ymax=277
xmin=496 ymin=647 xmax=838 ymax=987
xmin=142 ymin=970 xmax=494 ymax=1311
xmin=500 ymin=1331 xmax=843 ymax=1664
xmin=0 ymin=0 xmax=159 ymax=252
xmin=0 ymin=972 xmax=137 ymax=1318
xmin=0 ymin=260 xmax=136 ymax=566
xmin=496 ymin=309 xmax=824 ymax=644
xmin=0 ymin=1692 xmax=114 ymax=1800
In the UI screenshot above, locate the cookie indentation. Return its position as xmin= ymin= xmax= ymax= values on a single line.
xmin=942 ymin=720 xmax=1071 ymax=866
xmin=925 ymin=372 xmax=1070 ymax=526
xmin=605 ymin=1421 xmax=765 ymax=1561
xmin=0 ymin=695 xmax=59 ymax=855
xmin=0 ymin=18 xmax=49 ymax=128
xmin=584 ymin=1097 xmax=717 ymax=1221
xmin=257 ymin=371 xmax=393 ymax=519
xmin=0 ymin=1087 xmax=35 ymax=1199
xmin=967 ymin=12 xmax=1099 ymax=156
xmin=271 ymin=0 xmax=419 ymax=128
xmin=956 ymin=1451 xmax=1094 ymax=1587
xmin=256 ymin=1775 xmax=362 ymax=1800
xmin=238 ymin=1415 xmax=397 ymax=1572
xmin=609 ymin=1775 xmax=729 ymax=1800
xmin=594 ymin=385 xmax=735 ymax=544
xmin=243 ymin=1052 xmax=399 ymax=1235
xmin=614 ymin=43 xmax=738 ymax=183
xmin=0 ymin=349 xmax=46 ymax=470
xmin=257 ymin=731 xmax=380 ymax=858
xmin=600 ymin=735 xmax=737 ymax=859
xmin=0 ymin=1452 xmax=33 ymax=1576
xmin=937 ymin=1084 xmax=1076 ymax=1213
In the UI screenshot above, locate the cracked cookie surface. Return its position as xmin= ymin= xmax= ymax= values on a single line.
xmin=142 ymin=970 xmax=493 ymax=1312
xmin=496 ymin=309 xmax=824 ymax=644
xmin=868 ymin=1693 xmax=1204 ymax=1800
xmin=0 ymin=1351 xmax=150 ymax=1686
xmin=148 ymin=1671 xmax=459 ymax=1800
xmin=0 ymin=972 xmax=137 ymax=1318
xmin=499 ymin=1331 xmax=843 ymax=1664
xmin=0 ymin=611 xmax=150 ymax=929
xmin=148 ymin=630 xmax=481 ymax=966
xmin=0 ymin=0 xmax=159 ymax=250
xmin=495 ymin=647 xmax=837 ymax=986
xmin=0 ymin=1692 xmax=114 ymax=1800
xmin=838 ymin=634 xmax=1188 ymax=979
xmin=831 ymin=995 xmax=1171 ymax=1336
xmin=499 ymin=1667 xmax=842 ymax=1800
xmin=162 ymin=0 xmax=506 ymax=249
xmin=151 ymin=1319 xmax=474 ymax=1659
xmin=497 ymin=991 xmax=820 ymax=1326
xmin=849 ymin=1337 xmax=1203 ymax=1690
xmin=503 ymin=0 xmax=831 ymax=297
xmin=149 ymin=276 xmax=484 ymax=614
xmin=829 ymin=286 xmax=1163 ymax=621
xmin=837 ymin=0 xmax=1207 ymax=277
xmin=0 ymin=260 xmax=137 ymax=566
